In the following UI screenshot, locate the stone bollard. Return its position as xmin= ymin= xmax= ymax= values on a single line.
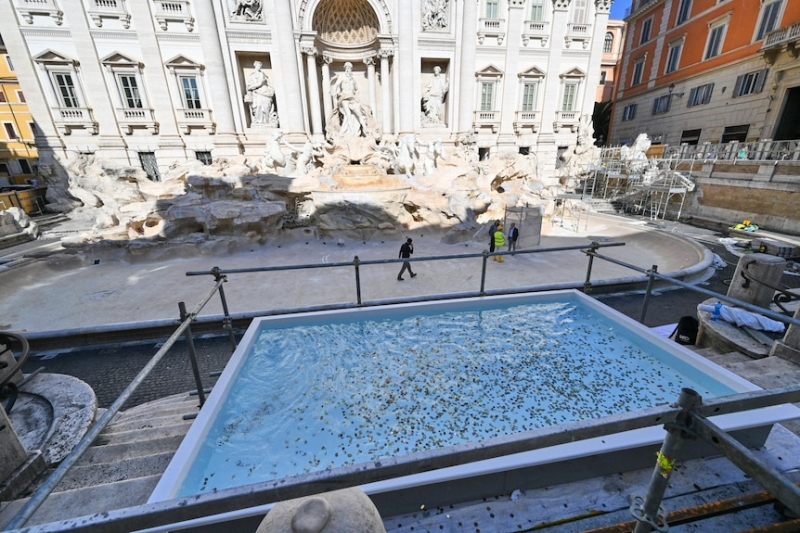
xmin=770 ymin=302 xmax=800 ymax=364
xmin=726 ymin=253 xmax=786 ymax=308
xmin=256 ymin=488 xmax=387 ymax=533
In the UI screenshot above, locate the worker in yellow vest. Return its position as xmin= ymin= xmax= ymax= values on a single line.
xmin=493 ymin=224 xmax=505 ymax=262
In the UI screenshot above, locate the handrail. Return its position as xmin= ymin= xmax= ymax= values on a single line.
xmin=740 ymin=261 xmax=800 ymax=315
xmin=7 ymin=385 xmax=800 ymax=533
xmin=0 ymin=331 xmax=30 ymax=390
xmin=4 ymin=278 xmax=226 ymax=531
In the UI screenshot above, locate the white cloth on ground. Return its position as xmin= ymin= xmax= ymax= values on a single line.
xmin=699 ymin=304 xmax=785 ymax=333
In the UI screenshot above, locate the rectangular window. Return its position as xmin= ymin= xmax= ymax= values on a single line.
xmin=676 ymin=0 xmax=692 ymax=24
xmin=562 ymin=84 xmax=576 ymax=111
xmin=0 ymin=162 xmax=8 ymax=175
xmin=5 ymin=55 xmax=14 ymax=71
xmin=622 ymin=104 xmax=637 ymax=121
xmin=756 ymin=0 xmax=782 ymax=40
xmin=16 ymin=90 xmax=26 ymax=103
xmin=640 ymin=17 xmax=652 ymax=44
xmin=721 ymin=124 xmax=749 ymax=143
xmin=705 ymin=24 xmax=725 ymax=59
xmin=599 ymin=70 xmax=607 ymax=85
xmin=480 ymin=82 xmax=495 ymax=111
xmin=688 ymin=83 xmax=714 ymax=106
xmin=665 ymin=43 xmax=682 ymax=74
xmin=485 ymin=0 xmax=498 ymax=19
xmin=530 ymin=0 xmax=544 ymax=21
xmin=29 ymin=121 xmax=38 ymax=137
xmin=680 ymin=129 xmax=702 ymax=145
xmin=632 ymin=59 xmax=645 ymax=86
xmin=18 ymin=159 xmax=31 ymax=174
xmin=53 ymin=73 xmax=80 ymax=108
xmin=0 ymin=92 xmax=5 ymax=102
xmin=571 ymin=0 xmax=587 ymax=24
xmin=118 ymin=74 xmax=142 ymax=108
xmin=652 ymin=95 xmax=672 ymax=115
xmin=521 ymin=82 xmax=537 ymax=111
xmin=603 ymin=32 xmax=613 ymax=52
xmin=196 ymin=151 xmax=213 ymax=165
xmin=138 ymin=152 xmax=161 ymax=181
xmin=4 ymin=122 xmax=18 ymax=139
xmin=733 ymin=69 xmax=768 ymax=97
xmin=180 ymin=76 xmax=201 ymax=109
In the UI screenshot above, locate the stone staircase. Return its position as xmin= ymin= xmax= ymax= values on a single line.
xmin=0 ymin=392 xmax=199 ymax=529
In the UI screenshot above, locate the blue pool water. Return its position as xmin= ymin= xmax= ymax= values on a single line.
xmin=176 ymin=296 xmax=737 ymax=497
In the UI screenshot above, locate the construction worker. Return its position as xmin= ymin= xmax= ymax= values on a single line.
xmin=493 ymin=224 xmax=505 ymax=262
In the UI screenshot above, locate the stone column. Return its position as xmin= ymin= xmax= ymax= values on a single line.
xmin=499 ymin=0 xmax=526 ymax=144
xmin=457 ymin=0 xmax=479 ymax=134
xmin=581 ymin=0 xmax=611 ymax=112
xmin=770 ymin=305 xmax=800 ymax=363
xmin=364 ymin=56 xmax=377 ymax=116
xmin=270 ymin=0 xmax=305 ymax=134
xmin=321 ymin=54 xmax=333 ymax=128
xmin=302 ymin=47 xmax=323 ymax=137
xmin=378 ymin=49 xmax=394 ymax=134
xmin=397 ymin=0 xmax=415 ymax=133
xmin=193 ymin=0 xmax=238 ymax=150
xmin=540 ymin=0 xmax=571 ymax=136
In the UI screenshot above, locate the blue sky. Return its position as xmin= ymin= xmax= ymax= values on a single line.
xmin=610 ymin=0 xmax=632 ymax=19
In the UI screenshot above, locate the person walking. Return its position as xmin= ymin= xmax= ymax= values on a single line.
xmin=397 ymin=238 xmax=417 ymax=280
xmin=507 ymin=222 xmax=519 ymax=252
xmin=493 ymin=224 xmax=505 ymax=262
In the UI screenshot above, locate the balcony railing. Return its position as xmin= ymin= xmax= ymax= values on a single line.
xmin=762 ymin=21 xmax=800 ymax=50
xmin=52 ymin=107 xmax=98 ymax=135
xmin=16 ymin=0 xmax=63 ymax=25
xmin=87 ymin=0 xmax=130 ymax=28
xmin=553 ymin=110 xmax=579 ymax=131
xmin=565 ymin=23 xmax=591 ymax=48
xmin=477 ymin=18 xmax=506 ymax=45
xmin=152 ymin=0 xmax=194 ymax=31
xmin=473 ymin=110 xmax=500 ymax=133
xmin=116 ymin=107 xmax=158 ymax=134
xmin=176 ymin=108 xmax=215 ymax=134
xmin=522 ymin=20 xmax=549 ymax=46
xmin=514 ymin=111 xmax=539 ymax=133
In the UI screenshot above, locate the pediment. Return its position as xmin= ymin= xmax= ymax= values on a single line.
xmin=476 ymin=64 xmax=504 ymax=78
xmin=164 ymin=54 xmax=204 ymax=70
xmin=100 ymin=52 xmax=142 ymax=68
xmin=560 ymin=67 xmax=586 ymax=78
xmin=32 ymin=49 xmax=78 ymax=66
xmin=518 ymin=66 xmax=546 ymax=78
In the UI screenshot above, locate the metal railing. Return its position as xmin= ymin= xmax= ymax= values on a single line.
xmin=7 ymin=240 xmax=800 ymax=532
xmin=662 ymin=139 xmax=800 ymax=162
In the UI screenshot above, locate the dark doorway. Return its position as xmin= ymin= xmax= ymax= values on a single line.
xmin=680 ymin=129 xmax=702 ymax=145
xmin=720 ymin=124 xmax=749 ymax=144
xmin=774 ymin=87 xmax=800 ymax=140
xmin=478 ymin=147 xmax=490 ymax=161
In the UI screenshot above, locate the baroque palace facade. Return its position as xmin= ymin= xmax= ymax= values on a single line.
xmin=0 ymin=0 xmax=610 ymax=180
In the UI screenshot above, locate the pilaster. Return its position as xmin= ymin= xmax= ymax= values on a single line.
xmin=270 ymin=0 xmax=305 ymax=135
xmin=499 ymin=0 xmax=526 ymax=145
xmin=457 ymin=0 xmax=479 ymax=134
xmin=397 ymin=0 xmax=415 ymax=133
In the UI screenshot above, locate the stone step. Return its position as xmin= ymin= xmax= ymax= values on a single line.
xmin=0 ymin=475 xmax=161 ymax=529
xmin=80 ymin=434 xmax=186 ymax=465
xmin=718 ymin=356 xmax=800 ymax=390
xmin=704 ymin=351 xmax=754 ymax=367
xmin=94 ymin=419 xmax=193 ymax=447
xmin=691 ymin=347 xmax=722 ymax=359
xmin=116 ymin=400 xmax=201 ymax=424
xmin=120 ymin=392 xmax=198 ymax=416
xmin=106 ymin=408 xmax=200 ymax=433
xmin=57 ymin=452 xmax=174 ymax=492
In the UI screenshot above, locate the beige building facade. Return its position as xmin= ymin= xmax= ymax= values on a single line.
xmin=0 ymin=0 xmax=611 ymax=180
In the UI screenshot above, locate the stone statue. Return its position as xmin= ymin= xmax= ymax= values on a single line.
xmin=422 ymin=0 xmax=449 ymax=30
xmin=620 ymin=133 xmax=652 ymax=173
xmin=422 ymin=66 xmax=448 ymax=126
xmin=423 ymin=138 xmax=446 ymax=175
xmin=558 ymin=115 xmax=601 ymax=179
xmin=283 ymin=137 xmax=326 ymax=175
xmin=329 ymin=62 xmax=373 ymax=139
xmin=395 ymin=134 xmax=421 ymax=179
xmin=230 ymin=0 xmax=262 ymax=21
xmin=245 ymin=61 xmax=277 ymax=126
xmin=250 ymin=130 xmax=287 ymax=174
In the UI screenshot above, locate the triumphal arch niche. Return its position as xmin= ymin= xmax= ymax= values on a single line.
xmin=302 ymin=0 xmax=394 ymax=162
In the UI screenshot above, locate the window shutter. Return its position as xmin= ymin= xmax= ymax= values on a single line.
xmin=688 ymin=87 xmax=697 ymax=106
xmin=705 ymin=83 xmax=714 ymax=103
xmin=754 ymin=69 xmax=769 ymax=93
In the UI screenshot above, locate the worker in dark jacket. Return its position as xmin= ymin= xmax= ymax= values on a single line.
xmin=397 ymin=238 xmax=417 ymax=280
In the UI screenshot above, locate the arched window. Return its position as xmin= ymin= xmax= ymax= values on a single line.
xmin=603 ymin=32 xmax=613 ymax=53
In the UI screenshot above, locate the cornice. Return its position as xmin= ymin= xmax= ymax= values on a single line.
xmin=225 ymin=29 xmax=272 ymax=43
xmin=19 ymin=27 xmax=72 ymax=38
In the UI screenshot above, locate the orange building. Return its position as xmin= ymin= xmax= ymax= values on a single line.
xmin=609 ymin=0 xmax=800 ymax=147
xmin=596 ymin=19 xmax=626 ymax=104
xmin=0 ymin=32 xmax=38 ymax=186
